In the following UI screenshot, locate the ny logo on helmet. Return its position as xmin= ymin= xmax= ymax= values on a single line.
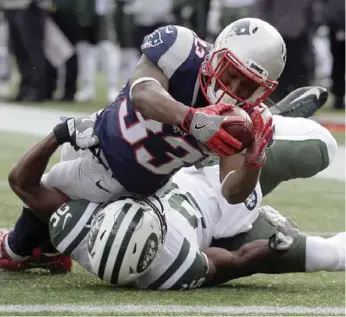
xmin=226 ymin=20 xmax=258 ymax=38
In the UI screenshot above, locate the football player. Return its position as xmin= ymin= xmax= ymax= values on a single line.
xmin=0 ymin=18 xmax=282 ymax=267
xmin=0 ymin=85 xmax=337 ymax=271
xmin=47 ymin=17 xmax=281 ymax=205
xmin=2 ymin=127 xmax=343 ymax=288
xmin=0 ymin=16 xmax=338 ymax=269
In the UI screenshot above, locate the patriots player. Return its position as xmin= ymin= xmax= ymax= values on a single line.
xmin=2 ymin=126 xmax=344 ymax=288
xmin=49 ymin=17 xmax=281 ymax=205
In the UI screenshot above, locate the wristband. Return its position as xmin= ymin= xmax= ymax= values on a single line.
xmin=53 ymin=119 xmax=72 ymax=145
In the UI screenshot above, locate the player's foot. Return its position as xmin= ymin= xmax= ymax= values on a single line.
xmin=0 ymin=230 xmax=72 ymax=274
xmin=269 ymin=86 xmax=328 ymax=118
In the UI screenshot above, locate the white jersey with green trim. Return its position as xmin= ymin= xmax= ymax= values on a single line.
xmin=134 ymin=165 xmax=262 ymax=289
xmin=49 ymin=165 xmax=262 ymax=290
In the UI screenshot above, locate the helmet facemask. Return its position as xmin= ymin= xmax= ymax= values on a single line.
xmin=199 ymin=48 xmax=278 ymax=111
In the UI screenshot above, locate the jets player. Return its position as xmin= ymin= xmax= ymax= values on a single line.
xmin=1 ymin=127 xmax=291 ymax=283
xmin=2 ymin=129 xmax=344 ymax=288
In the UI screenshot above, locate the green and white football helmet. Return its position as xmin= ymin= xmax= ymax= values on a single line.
xmin=87 ymin=193 xmax=167 ymax=286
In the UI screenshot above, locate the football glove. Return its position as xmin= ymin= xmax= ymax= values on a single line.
xmin=181 ymin=104 xmax=244 ymax=156
xmin=53 ymin=115 xmax=99 ymax=150
xmin=244 ymin=104 xmax=274 ymax=168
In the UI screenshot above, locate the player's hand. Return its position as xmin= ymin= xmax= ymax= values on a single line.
xmin=244 ymin=104 xmax=274 ymax=168
xmin=268 ymin=231 xmax=293 ymax=252
xmin=181 ymin=104 xmax=244 ymax=156
xmin=53 ymin=116 xmax=99 ymax=149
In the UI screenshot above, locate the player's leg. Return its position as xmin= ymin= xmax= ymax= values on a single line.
xmin=212 ymin=206 xmax=345 ymax=275
xmin=43 ymin=149 xmax=125 ymax=202
xmin=60 ymin=143 xmax=82 ymax=162
xmin=49 ymin=199 xmax=96 ymax=274
xmin=260 ymin=115 xmax=337 ymax=196
xmin=0 ymin=207 xmax=72 ymax=273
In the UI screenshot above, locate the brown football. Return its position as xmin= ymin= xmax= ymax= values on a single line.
xmin=221 ymin=106 xmax=254 ymax=151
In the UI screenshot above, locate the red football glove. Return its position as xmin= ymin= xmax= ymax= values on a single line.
xmin=244 ymin=104 xmax=274 ymax=168
xmin=181 ymin=104 xmax=245 ymax=156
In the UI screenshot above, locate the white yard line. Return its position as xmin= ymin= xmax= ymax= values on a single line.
xmin=0 ymin=102 xmax=88 ymax=137
xmin=0 ymin=304 xmax=343 ymax=315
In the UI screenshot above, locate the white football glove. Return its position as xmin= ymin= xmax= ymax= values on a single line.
xmin=53 ymin=115 xmax=99 ymax=149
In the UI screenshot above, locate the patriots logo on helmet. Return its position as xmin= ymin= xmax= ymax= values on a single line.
xmin=226 ymin=20 xmax=257 ymax=38
xmin=141 ymin=30 xmax=164 ymax=49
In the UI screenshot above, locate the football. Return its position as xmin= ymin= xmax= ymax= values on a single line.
xmin=221 ymin=106 xmax=254 ymax=151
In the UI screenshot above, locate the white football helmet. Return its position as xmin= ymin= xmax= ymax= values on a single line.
xmin=87 ymin=194 xmax=167 ymax=286
xmin=199 ymin=18 xmax=287 ymax=111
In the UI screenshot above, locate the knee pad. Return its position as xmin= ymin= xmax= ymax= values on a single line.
xmin=274 ymin=116 xmax=337 ymax=170
xmin=307 ymin=122 xmax=337 ymax=165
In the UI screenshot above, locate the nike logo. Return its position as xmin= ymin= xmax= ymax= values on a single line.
xmin=99 ymin=230 xmax=106 ymax=241
xmin=194 ymin=123 xmax=209 ymax=130
xmin=290 ymin=88 xmax=320 ymax=105
xmin=62 ymin=213 xmax=72 ymax=230
xmin=95 ymin=180 xmax=110 ymax=193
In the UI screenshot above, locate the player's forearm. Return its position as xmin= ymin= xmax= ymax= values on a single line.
xmin=204 ymin=240 xmax=272 ymax=286
xmin=221 ymin=164 xmax=260 ymax=204
xmin=131 ymin=81 xmax=189 ymax=125
xmin=9 ymin=133 xmax=59 ymax=192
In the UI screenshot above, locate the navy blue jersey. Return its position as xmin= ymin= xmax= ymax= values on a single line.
xmin=95 ymin=25 xmax=212 ymax=194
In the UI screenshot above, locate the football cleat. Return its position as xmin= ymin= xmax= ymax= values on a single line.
xmin=0 ymin=230 xmax=72 ymax=274
xmin=269 ymin=86 xmax=328 ymax=118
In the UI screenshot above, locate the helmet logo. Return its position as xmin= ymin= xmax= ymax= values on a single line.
xmin=87 ymin=211 xmax=105 ymax=257
xmin=226 ymin=20 xmax=253 ymax=38
xmin=141 ymin=30 xmax=163 ymax=49
xmin=137 ymin=233 xmax=159 ymax=273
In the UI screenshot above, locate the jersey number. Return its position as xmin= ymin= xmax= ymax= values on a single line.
xmin=50 ymin=204 xmax=72 ymax=230
xmin=119 ymin=98 xmax=203 ymax=175
xmin=194 ymin=37 xmax=208 ymax=59
xmin=166 ymin=182 xmax=206 ymax=229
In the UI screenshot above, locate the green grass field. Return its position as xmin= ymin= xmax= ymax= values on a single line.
xmin=0 ymin=127 xmax=344 ymax=316
xmin=0 ymin=80 xmax=345 ymax=314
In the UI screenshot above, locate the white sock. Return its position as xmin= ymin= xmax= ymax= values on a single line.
xmin=305 ymin=234 xmax=345 ymax=272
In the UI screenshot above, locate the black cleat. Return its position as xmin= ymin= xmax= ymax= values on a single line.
xmin=269 ymin=86 xmax=328 ymax=118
